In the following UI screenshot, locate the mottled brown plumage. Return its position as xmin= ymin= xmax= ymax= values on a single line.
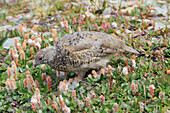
xmin=34 ymin=31 xmax=139 ymax=73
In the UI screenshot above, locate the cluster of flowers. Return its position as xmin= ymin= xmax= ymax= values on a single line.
xmin=84 ymin=91 xmax=118 ymax=112
xmin=87 ymin=65 xmax=114 ymax=79
xmin=23 ymin=71 xmax=39 ymax=90
xmin=23 ymin=71 xmax=41 ymax=112
xmin=20 ymin=25 xmax=42 ymax=52
xmin=122 ymin=55 xmax=137 ymax=76
xmin=16 ymin=25 xmax=58 ymax=61
xmin=31 ymin=88 xmax=41 ymax=112
xmin=55 ymin=95 xmax=71 ymax=113
xmin=61 ymin=17 xmax=69 ymax=32
xmin=58 ymin=74 xmax=82 ymax=93
xmin=131 ymin=83 xmax=138 ymax=95
xmin=6 ymin=61 xmax=17 ymax=92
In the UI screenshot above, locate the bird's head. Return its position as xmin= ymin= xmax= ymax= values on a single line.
xmin=34 ymin=46 xmax=56 ymax=67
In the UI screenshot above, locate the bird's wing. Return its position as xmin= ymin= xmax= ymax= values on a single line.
xmin=56 ymin=31 xmax=139 ymax=54
xmin=55 ymin=31 xmax=139 ymax=68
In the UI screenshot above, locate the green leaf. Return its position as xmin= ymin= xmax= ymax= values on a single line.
xmin=102 ymin=84 xmax=106 ymax=94
xmin=18 ymin=104 xmax=24 ymax=113
xmin=28 ymin=62 xmax=33 ymax=68
xmin=44 ymin=87 xmax=50 ymax=94
xmin=166 ymin=86 xmax=170 ymax=93
xmin=47 ymin=105 xmax=55 ymax=112
xmin=7 ymin=108 xmax=14 ymax=112
xmin=87 ymin=78 xmax=93 ymax=83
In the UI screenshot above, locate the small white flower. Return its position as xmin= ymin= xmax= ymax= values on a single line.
xmin=37 ymin=38 xmax=42 ymax=42
xmin=112 ymin=79 xmax=116 ymax=83
xmin=27 ymin=39 xmax=33 ymax=45
xmin=122 ymin=67 xmax=128 ymax=75
xmin=60 ymin=21 xmax=68 ymax=28
xmin=31 ymin=95 xmax=37 ymax=104
xmin=14 ymin=54 xmax=19 ymax=58
xmin=67 ymin=82 xmax=75 ymax=92
xmin=48 ymin=38 xmax=53 ymax=42
xmin=139 ymin=102 xmax=144 ymax=112
xmin=31 ymin=40 xmax=35 ymax=45
xmin=58 ymin=82 xmax=64 ymax=93
xmin=112 ymin=22 xmax=117 ymax=28
xmin=150 ymin=85 xmax=155 ymax=89
xmin=56 ymin=95 xmax=63 ymax=103
xmin=131 ymin=59 xmax=136 ymax=68
xmin=17 ymin=43 xmax=21 ymax=47
xmin=72 ymin=79 xmax=78 ymax=87
xmin=77 ymin=99 xmax=84 ymax=109
xmin=35 ymin=42 xmax=41 ymax=48
xmin=122 ymin=103 xmax=128 ymax=107
xmin=63 ymin=107 xmax=71 ymax=113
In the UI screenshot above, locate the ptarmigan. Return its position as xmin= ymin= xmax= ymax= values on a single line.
xmin=34 ymin=31 xmax=139 ymax=76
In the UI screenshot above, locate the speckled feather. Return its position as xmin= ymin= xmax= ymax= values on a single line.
xmin=35 ymin=31 xmax=139 ymax=73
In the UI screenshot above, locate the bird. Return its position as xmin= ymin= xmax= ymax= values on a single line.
xmin=34 ymin=31 xmax=139 ymax=76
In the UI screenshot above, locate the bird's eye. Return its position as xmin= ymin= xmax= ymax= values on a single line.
xmin=39 ymin=56 xmax=43 ymax=60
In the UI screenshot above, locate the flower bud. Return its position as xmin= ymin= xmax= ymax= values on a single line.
xmin=85 ymin=97 xmax=90 ymax=108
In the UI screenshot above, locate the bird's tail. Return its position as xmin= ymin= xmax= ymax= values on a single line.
xmin=123 ymin=45 xmax=140 ymax=54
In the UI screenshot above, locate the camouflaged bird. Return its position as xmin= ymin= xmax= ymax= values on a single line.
xmin=34 ymin=31 xmax=139 ymax=75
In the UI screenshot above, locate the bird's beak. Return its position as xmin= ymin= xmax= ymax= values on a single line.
xmin=34 ymin=64 xmax=38 ymax=67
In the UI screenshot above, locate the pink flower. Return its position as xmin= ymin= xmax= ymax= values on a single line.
xmin=46 ymin=76 xmax=51 ymax=90
xmin=13 ymin=50 xmax=18 ymax=65
xmin=88 ymin=74 xmax=92 ymax=78
xmin=77 ymin=26 xmax=81 ymax=32
xmin=35 ymin=88 xmax=41 ymax=106
xmin=6 ymin=78 xmax=16 ymax=92
xmin=63 ymin=107 xmax=71 ymax=113
xmin=7 ymin=67 xmax=11 ymax=78
xmin=91 ymin=91 xmax=96 ymax=100
xmin=25 ymin=34 xmax=29 ymax=40
xmin=9 ymin=48 xmax=14 ymax=60
xmin=32 ymin=25 xmax=37 ymax=31
xmin=77 ymin=99 xmax=83 ymax=109
xmin=42 ymin=73 xmax=46 ymax=81
xmin=28 ymin=74 xmax=35 ymax=87
xmin=35 ymin=80 xmax=39 ymax=88
xmin=11 ymin=78 xmax=16 ymax=92
xmin=20 ymin=50 xmax=25 ymax=60
xmin=23 ymin=78 xmax=28 ymax=88
xmin=12 ymin=61 xmax=17 ymax=79
xmin=139 ymin=102 xmax=144 ymax=112
xmin=100 ymin=95 xmax=105 ymax=105
xmin=51 ymin=101 xmax=58 ymax=111
xmin=159 ymin=91 xmax=165 ymax=100
xmin=41 ymin=64 xmax=46 ymax=70
xmin=131 ymin=83 xmax=138 ymax=95
xmin=78 ymin=20 xmax=82 ymax=26
xmin=19 ymin=24 xmax=23 ymax=35
xmin=149 ymin=85 xmax=155 ymax=97
xmin=85 ymin=97 xmax=90 ymax=108
xmin=100 ymin=68 xmax=104 ymax=75
xmin=59 ymin=81 xmax=67 ymax=93
xmin=6 ymin=78 xmax=11 ymax=91
xmin=22 ymin=42 xmax=26 ymax=51
xmin=92 ymin=70 xmax=97 ymax=78
xmin=113 ymin=103 xmax=118 ymax=113
xmin=73 ymin=18 xmax=77 ymax=25
xmin=31 ymin=103 xmax=37 ymax=112
xmin=52 ymin=29 xmax=57 ymax=43
xmin=72 ymin=90 xmax=76 ymax=100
